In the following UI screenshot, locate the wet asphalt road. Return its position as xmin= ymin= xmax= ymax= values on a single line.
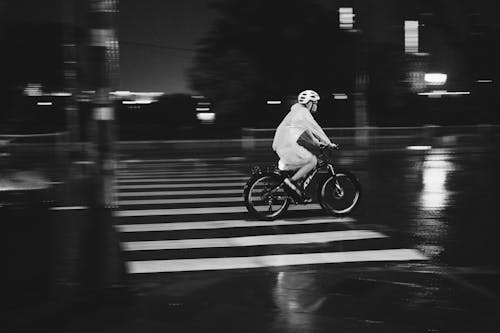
xmin=5 ymin=145 xmax=500 ymax=332
xmin=112 ymin=146 xmax=500 ymax=332
xmin=351 ymin=147 xmax=500 ymax=269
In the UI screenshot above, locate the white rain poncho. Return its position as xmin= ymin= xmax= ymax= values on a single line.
xmin=272 ymin=103 xmax=332 ymax=170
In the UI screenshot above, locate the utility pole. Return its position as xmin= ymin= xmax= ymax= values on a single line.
xmin=352 ymin=2 xmax=370 ymax=147
xmin=83 ymin=0 xmax=126 ymax=296
xmin=61 ymin=0 xmax=80 ymax=148
xmin=89 ymin=0 xmax=118 ymax=205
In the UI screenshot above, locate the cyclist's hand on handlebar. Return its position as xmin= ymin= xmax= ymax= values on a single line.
xmin=321 ymin=142 xmax=339 ymax=150
xmin=330 ymin=143 xmax=340 ymax=150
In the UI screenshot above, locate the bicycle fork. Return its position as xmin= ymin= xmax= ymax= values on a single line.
xmin=328 ymin=164 xmax=344 ymax=198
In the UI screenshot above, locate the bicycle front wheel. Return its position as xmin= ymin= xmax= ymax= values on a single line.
xmin=244 ymin=173 xmax=290 ymax=221
xmin=318 ymin=170 xmax=361 ymax=216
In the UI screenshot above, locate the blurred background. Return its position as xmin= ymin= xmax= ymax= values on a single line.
xmin=2 ymin=2 xmax=500 ymax=329
xmin=1 ymin=0 xmax=499 ymax=141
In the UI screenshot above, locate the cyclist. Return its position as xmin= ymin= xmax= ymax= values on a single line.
xmin=272 ymin=89 xmax=337 ymax=199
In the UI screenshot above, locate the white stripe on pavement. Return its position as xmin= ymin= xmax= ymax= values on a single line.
xmin=118 ymin=168 xmax=237 ymax=173
xmin=116 ymin=189 xmax=243 ymax=197
xmin=117 ymin=182 xmax=245 ymax=190
xmin=116 ymin=204 xmax=322 ymax=217
xmin=123 ymin=230 xmax=386 ymax=251
xmin=121 ymin=157 xmax=245 ymax=163
xmin=50 ymin=206 xmax=88 ymax=211
xmin=117 ymin=176 xmax=247 ymax=183
xmin=118 ymin=197 xmax=243 ymax=205
xmin=119 ymin=165 xmax=237 ymax=170
xmin=117 ymin=172 xmax=245 ymax=178
xmin=127 ymin=249 xmax=428 ymax=273
xmin=117 ymin=217 xmax=353 ymax=232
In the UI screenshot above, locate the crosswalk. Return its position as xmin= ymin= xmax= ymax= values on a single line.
xmin=114 ymin=158 xmax=428 ymax=274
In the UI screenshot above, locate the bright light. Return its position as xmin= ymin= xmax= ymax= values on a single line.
xmin=196 ymin=107 xmax=210 ymax=111
xmin=339 ymin=7 xmax=354 ymax=30
xmin=404 ymin=20 xmax=419 ymax=53
xmin=192 ymin=95 xmax=205 ymax=99
xmin=50 ymin=92 xmax=72 ymax=97
xmin=122 ymin=99 xmax=154 ymax=105
xmin=37 ymin=102 xmax=53 ymax=106
xmin=333 ymin=93 xmax=348 ymax=100
xmin=419 ymin=90 xmax=447 ymax=97
xmin=197 ymin=112 xmax=215 ymax=123
xmin=112 ymin=90 xmax=132 ymax=96
xmin=136 ymin=99 xmax=154 ymax=104
xmin=267 ymin=101 xmax=281 ymax=105
xmin=407 ymin=145 xmax=432 ymax=150
xmin=24 ymin=83 xmax=43 ymax=96
xmin=424 ymin=73 xmax=447 ymax=85
xmin=418 ymin=90 xmax=470 ymax=97
xmin=477 ymin=79 xmax=493 ymax=83
xmin=136 ymin=92 xmax=163 ymax=96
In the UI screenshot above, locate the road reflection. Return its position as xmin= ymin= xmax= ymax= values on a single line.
xmin=272 ymin=271 xmax=326 ymax=331
xmin=412 ymin=152 xmax=456 ymax=259
xmin=420 ymin=154 xmax=454 ymax=210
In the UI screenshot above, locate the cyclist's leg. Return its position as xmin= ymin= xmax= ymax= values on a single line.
xmin=281 ymin=156 xmax=316 ymax=201
xmin=277 ymin=147 xmax=316 ymax=199
xmin=291 ymin=155 xmax=317 ymax=182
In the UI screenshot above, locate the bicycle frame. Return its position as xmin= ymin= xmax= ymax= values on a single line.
xmin=251 ymin=149 xmax=340 ymax=202
xmin=302 ymin=159 xmax=337 ymax=191
xmin=245 ymin=145 xmax=360 ymax=219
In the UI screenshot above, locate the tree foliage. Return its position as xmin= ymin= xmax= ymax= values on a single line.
xmin=188 ymin=0 xmax=355 ymax=127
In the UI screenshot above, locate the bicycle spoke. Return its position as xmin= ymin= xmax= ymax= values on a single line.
xmin=245 ymin=174 xmax=289 ymax=220
xmin=319 ymin=173 xmax=360 ymax=215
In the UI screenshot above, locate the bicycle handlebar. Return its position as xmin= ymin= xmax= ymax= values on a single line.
xmin=319 ymin=143 xmax=340 ymax=152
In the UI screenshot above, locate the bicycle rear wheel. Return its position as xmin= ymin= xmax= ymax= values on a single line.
xmin=318 ymin=170 xmax=361 ymax=216
xmin=244 ymin=173 xmax=290 ymax=221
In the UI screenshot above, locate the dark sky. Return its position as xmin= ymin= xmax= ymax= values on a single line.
xmin=118 ymin=0 xmax=216 ymax=93
xmin=5 ymin=0 xmax=499 ymax=94
xmin=6 ymin=0 xmax=217 ymax=94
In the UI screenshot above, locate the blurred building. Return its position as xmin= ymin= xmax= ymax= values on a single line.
xmin=332 ymin=0 xmax=500 ymax=125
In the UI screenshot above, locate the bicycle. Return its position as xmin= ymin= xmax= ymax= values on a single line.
xmin=243 ymin=145 xmax=361 ymax=221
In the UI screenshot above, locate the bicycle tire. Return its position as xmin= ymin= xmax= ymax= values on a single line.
xmin=243 ymin=173 xmax=290 ymax=221
xmin=318 ymin=170 xmax=361 ymax=216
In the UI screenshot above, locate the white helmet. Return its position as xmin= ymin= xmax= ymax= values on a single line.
xmin=298 ymin=90 xmax=320 ymax=104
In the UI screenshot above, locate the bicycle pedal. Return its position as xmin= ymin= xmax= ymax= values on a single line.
xmin=302 ymin=197 xmax=313 ymax=204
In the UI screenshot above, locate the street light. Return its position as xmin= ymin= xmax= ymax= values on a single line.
xmin=424 ymin=73 xmax=447 ymax=85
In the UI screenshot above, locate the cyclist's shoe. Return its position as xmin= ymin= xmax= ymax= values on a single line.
xmin=283 ymin=178 xmax=312 ymax=203
xmin=302 ymin=195 xmax=313 ymax=204
xmin=295 ymin=179 xmax=312 ymax=203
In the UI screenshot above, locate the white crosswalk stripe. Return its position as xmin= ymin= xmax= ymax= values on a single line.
xmin=116 ymin=189 xmax=242 ymax=197
xmin=114 ymin=160 xmax=428 ymax=274
xmin=117 ymin=172 xmax=243 ymax=178
xmin=118 ymin=197 xmax=243 ymax=205
xmin=117 ymin=204 xmax=325 ymax=217
xmin=116 ymin=176 xmax=247 ymax=183
xmin=128 ymin=249 xmax=428 ymax=274
xmin=123 ymin=230 xmax=387 ymax=251
xmin=117 ymin=217 xmax=354 ymax=232
xmin=117 ymin=182 xmax=245 ymax=189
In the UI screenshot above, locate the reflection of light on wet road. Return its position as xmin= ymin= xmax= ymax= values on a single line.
xmin=273 ymin=271 xmax=324 ymax=331
xmin=420 ymin=156 xmax=453 ymax=210
xmin=414 ymin=154 xmax=456 ymax=259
